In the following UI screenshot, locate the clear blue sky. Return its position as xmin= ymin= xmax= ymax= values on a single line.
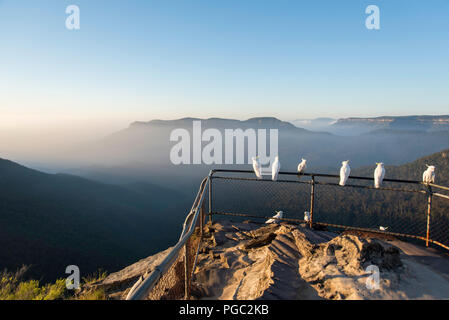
xmin=1 ymin=0 xmax=448 ymax=131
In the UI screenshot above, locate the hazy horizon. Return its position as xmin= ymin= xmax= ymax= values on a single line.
xmin=1 ymin=1 xmax=449 ymax=140
xmin=1 ymin=0 xmax=449 ymax=170
xmin=1 ymin=112 xmax=447 ymax=163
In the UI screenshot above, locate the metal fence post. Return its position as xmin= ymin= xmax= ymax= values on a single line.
xmin=426 ymin=186 xmax=432 ymax=247
xmin=208 ymin=176 xmax=213 ymax=224
xmin=200 ymin=201 xmax=205 ymax=237
xmin=309 ymin=176 xmax=315 ymax=229
xmin=184 ymin=243 xmax=190 ymax=300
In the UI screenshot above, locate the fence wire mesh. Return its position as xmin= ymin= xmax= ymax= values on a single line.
xmin=140 ymin=180 xmax=208 ymax=300
xmin=131 ymin=171 xmax=449 ymax=300
xmin=313 ymin=180 xmax=427 ymax=238
xmin=212 ymin=174 xmax=310 ymax=221
xmin=430 ymin=195 xmax=449 ymax=249
xmin=144 ymin=220 xmax=202 ymax=300
xmin=146 ymin=247 xmax=185 ymax=300
xmin=210 ymin=172 xmax=449 ymax=250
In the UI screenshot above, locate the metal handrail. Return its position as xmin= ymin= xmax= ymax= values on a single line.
xmin=126 ymin=176 xmax=209 ymax=300
xmin=210 ymin=169 xmax=449 ymax=199
xmin=211 ymin=175 xmax=428 ymax=194
xmin=210 ymin=169 xmax=447 ymax=187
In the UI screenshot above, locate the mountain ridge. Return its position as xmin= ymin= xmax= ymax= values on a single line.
xmin=0 ymin=157 xmax=190 ymax=282
xmin=129 ymin=116 xmax=305 ymax=132
xmin=333 ymin=115 xmax=449 ymax=132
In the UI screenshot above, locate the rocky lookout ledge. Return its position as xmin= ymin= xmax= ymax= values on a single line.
xmin=91 ymin=220 xmax=449 ymax=300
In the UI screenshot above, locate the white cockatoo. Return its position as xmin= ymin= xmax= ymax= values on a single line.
xmin=339 ymin=160 xmax=351 ymax=186
xmin=252 ymin=156 xmax=262 ymax=179
xmin=379 ymin=226 xmax=389 ymax=231
xmin=374 ymin=162 xmax=386 ymax=188
xmin=423 ymin=165 xmax=436 ymax=184
xmin=304 ymin=211 xmax=311 ymax=222
xmin=271 ymin=156 xmax=280 ymax=181
xmin=297 ymin=158 xmax=307 ymax=176
xmin=266 ymin=211 xmax=283 ymax=224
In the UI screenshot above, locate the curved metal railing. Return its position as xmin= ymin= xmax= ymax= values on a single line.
xmin=126 ymin=174 xmax=210 ymax=300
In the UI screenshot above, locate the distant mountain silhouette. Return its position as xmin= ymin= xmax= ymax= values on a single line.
xmin=70 ymin=117 xmax=449 ymax=184
xmin=333 ymin=115 xmax=449 ymax=133
xmin=0 ymin=158 xmax=189 ymax=282
xmin=131 ymin=117 xmax=301 ymax=130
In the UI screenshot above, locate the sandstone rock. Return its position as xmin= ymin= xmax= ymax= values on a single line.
xmin=95 ymin=220 xmax=449 ymax=300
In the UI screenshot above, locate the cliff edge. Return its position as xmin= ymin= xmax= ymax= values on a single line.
xmin=94 ymin=220 xmax=449 ymax=300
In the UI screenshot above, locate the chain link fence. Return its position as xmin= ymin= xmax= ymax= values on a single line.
xmin=210 ymin=170 xmax=449 ymax=250
xmin=128 ymin=170 xmax=449 ymax=300
xmin=145 ymin=223 xmax=203 ymax=300
xmin=429 ymin=194 xmax=449 ymax=249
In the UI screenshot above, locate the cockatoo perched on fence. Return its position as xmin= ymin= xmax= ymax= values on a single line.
xmin=304 ymin=211 xmax=311 ymax=222
xmin=374 ymin=162 xmax=386 ymax=188
xmin=272 ymin=156 xmax=280 ymax=181
xmin=266 ymin=211 xmax=283 ymax=224
xmin=297 ymin=158 xmax=307 ymax=178
xmin=423 ymin=165 xmax=436 ymax=184
xmin=339 ymin=160 xmax=351 ymax=186
xmin=252 ymin=156 xmax=262 ymax=179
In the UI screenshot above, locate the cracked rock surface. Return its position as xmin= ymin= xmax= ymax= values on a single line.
xmin=192 ymin=220 xmax=449 ymax=300
xmin=96 ymin=220 xmax=449 ymax=300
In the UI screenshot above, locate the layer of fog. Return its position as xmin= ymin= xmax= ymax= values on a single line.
xmin=1 ymin=117 xmax=449 ymax=195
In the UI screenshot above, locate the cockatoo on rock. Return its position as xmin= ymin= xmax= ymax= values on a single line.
xmin=339 ymin=160 xmax=351 ymax=186
xmin=374 ymin=162 xmax=386 ymax=188
xmin=266 ymin=211 xmax=283 ymax=224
